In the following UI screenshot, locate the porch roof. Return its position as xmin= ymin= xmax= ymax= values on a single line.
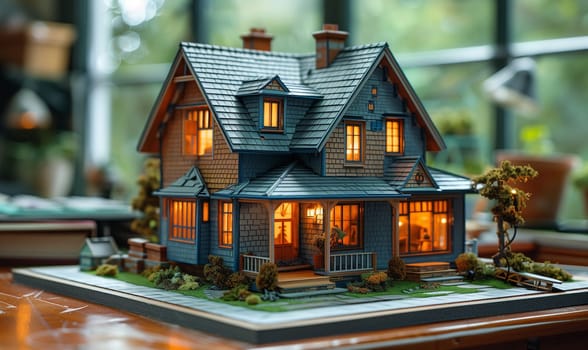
xmin=213 ymin=162 xmax=406 ymax=200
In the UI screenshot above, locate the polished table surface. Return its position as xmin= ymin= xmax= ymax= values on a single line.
xmin=2 ymin=267 xmax=588 ymax=350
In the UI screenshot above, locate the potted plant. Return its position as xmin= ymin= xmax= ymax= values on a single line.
xmin=313 ymin=234 xmax=325 ymax=269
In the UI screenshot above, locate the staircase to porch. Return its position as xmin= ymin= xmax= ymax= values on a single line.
xmin=405 ymin=262 xmax=463 ymax=284
xmin=277 ymin=270 xmax=341 ymax=296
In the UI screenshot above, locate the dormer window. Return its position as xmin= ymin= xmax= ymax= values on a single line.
xmin=183 ymin=108 xmax=213 ymax=156
xmin=262 ymin=97 xmax=284 ymax=131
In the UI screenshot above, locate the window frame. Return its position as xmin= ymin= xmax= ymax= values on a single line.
xmin=385 ymin=119 xmax=404 ymax=154
xmin=344 ymin=120 xmax=365 ymax=164
xmin=168 ymin=199 xmax=197 ymax=243
xmin=183 ymin=107 xmax=213 ymax=156
xmin=398 ymin=199 xmax=451 ymax=256
xmin=218 ymin=201 xmax=233 ymax=248
xmin=261 ymin=97 xmax=284 ymax=132
xmin=330 ymin=202 xmax=363 ymax=250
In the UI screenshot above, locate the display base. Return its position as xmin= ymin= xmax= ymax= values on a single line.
xmin=12 ymin=266 xmax=588 ymax=344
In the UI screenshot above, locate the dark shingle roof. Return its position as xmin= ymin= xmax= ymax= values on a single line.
xmin=181 ymin=42 xmax=387 ymax=152
xmin=384 ymin=156 xmax=472 ymax=193
xmin=428 ymin=168 xmax=474 ymax=192
xmin=154 ymin=167 xmax=209 ymax=198
xmin=213 ymin=162 xmax=406 ymax=200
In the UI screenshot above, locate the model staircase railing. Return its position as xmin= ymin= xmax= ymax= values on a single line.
xmin=330 ymin=252 xmax=376 ymax=273
xmin=241 ymin=254 xmax=270 ymax=274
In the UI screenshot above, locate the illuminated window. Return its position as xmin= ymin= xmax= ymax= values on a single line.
xmin=219 ymin=201 xmax=233 ymax=247
xmin=345 ymin=122 xmax=363 ymax=162
xmin=386 ymin=119 xmax=404 ymax=154
xmin=183 ymin=108 xmax=212 ymax=156
xmin=202 ymin=201 xmax=209 ymax=222
xmin=274 ymin=202 xmax=292 ymax=245
xmin=398 ymin=200 xmax=450 ymax=255
xmin=169 ymin=200 xmax=196 ymax=243
xmin=330 ymin=203 xmax=362 ymax=249
xmin=262 ymin=98 xmax=283 ymax=130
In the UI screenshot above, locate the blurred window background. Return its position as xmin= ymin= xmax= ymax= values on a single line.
xmin=1 ymin=0 xmax=587 ymax=220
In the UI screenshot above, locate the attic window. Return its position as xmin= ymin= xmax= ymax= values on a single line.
xmin=385 ymin=119 xmax=404 ymax=154
xmin=183 ymin=108 xmax=212 ymax=156
xmin=262 ymin=97 xmax=284 ymax=131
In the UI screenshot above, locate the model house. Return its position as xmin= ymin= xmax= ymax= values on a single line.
xmin=137 ymin=24 xmax=472 ymax=275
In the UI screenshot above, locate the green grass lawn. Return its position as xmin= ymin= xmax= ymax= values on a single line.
xmin=87 ymin=270 xmax=511 ymax=312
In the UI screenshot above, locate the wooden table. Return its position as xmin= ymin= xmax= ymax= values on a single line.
xmin=2 ymin=268 xmax=588 ymax=349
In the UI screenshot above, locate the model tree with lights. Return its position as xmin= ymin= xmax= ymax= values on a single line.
xmin=472 ymin=160 xmax=538 ymax=267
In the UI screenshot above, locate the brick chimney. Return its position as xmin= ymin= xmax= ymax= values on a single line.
xmin=313 ymin=24 xmax=348 ymax=69
xmin=241 ymin=28 xmax=273 ymax=51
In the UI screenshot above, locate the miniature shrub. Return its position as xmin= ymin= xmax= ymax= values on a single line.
xmin=504 ymin=252 xmax=534 ymax=273
xmin=245 ymin=294 xmax=262 ymax=305
xmin=178 ymin=274 xmax=200 ymax=290
xmin=347 ymin=283 xmax=370 ymax=294
xmin=455 ymin=252 xmax=480 ymax=273
xmin=152 ymin=265 xmax=181 ymax=289
xmin=222 ymin=285 xmax=251 ymax=301
xmin=256 ymin=262 xmax=279 ymax=292
xmin=531 ymin=262 xmax=572 ymax=282
xmin=455 ymin=253 xmax=494 ymax=280
xmin=203 ymin=255 xmax=232 ymax=289
xmin=96 ymin=264 xmax=118 ymax=276
xmin=361 ymin=271 xmax=389 ymax=292
xmin=387 ymin=256 xmax=406 ymax=280
xmin=142 ymin=265 xmax=161 ymax=279
xmin=226 ymin=271 xmax=251 ymax=289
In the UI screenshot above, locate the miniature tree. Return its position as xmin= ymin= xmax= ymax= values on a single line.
xmin=471 ymin=160 xmax=538 ymax=266
xmin=130 ymin=158 xmax=161 ymax=242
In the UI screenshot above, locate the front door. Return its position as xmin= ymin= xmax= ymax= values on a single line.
xmin=274 ymin=202 xmax=299 ymax=262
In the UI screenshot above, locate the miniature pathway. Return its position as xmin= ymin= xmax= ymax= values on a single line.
xmin=15 ymin=266 xmax=588 ymax=326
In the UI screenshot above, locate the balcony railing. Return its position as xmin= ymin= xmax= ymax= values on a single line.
xmin=241 ymin=254 xmax=270 ymax=274
xmin=330 ymin=252 xmax=376 ymax=273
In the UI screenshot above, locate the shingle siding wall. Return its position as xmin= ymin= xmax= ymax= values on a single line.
xmin=324 ymin=67 xmax=426 ymax=176
xmin=208 ymin=199 xmax=234 ymax=268
xmin=166 ymin=240 xmax=198 ymax=264
xmin=325 ymin=126 xmax=384 ymax=176
xmin=364 ymin=201 xmax=393 ymax=269
xmin=239 ymin=202 xmax=269 ymax=257
xmin=161 ymin=81 xmax=238 ymax=191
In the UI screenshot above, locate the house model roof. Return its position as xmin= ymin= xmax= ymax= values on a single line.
xmin=138 ymin=34 xmax=445 ymax=154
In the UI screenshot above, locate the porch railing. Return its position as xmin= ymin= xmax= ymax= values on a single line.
xmin=330 ymin=252 xmax=376 ymax=273
xmin=241 ymin=254 xmax=271 ymax=274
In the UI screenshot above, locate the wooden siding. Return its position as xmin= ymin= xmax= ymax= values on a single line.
xmin=161 ymin=81 xmax=238 ymax=192
xmin=324 ymin=125 xmax=385 ymax=176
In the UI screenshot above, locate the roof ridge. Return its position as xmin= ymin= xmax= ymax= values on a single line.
xmin=180 ymin=41 xmax=313 ymax=59
xmin=264 ymin=162 xmax=298 ymax=197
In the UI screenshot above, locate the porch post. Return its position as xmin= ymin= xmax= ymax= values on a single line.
xmin=320 ymin=200 xmax=337 ymax=273
xmin=231 ymin=198 xmax=240 ymax=270
xmin=263 ymin=201 xmax=277 ymax=263
xmin=390 ymin=200 xmax=400 ymax=257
